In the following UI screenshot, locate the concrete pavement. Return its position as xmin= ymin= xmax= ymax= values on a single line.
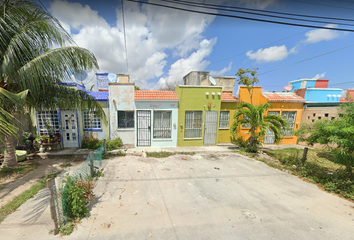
xmin=1 ymin=150 xmax=353 ymax=239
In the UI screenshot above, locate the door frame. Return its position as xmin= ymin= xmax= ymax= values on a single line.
xmin=60 ymin=109 xmax=80 ymax=148
xmin=136 ymin=110 xmax=151 ymax=147
xmin=203 ymin=111 xmax=219 ymax=146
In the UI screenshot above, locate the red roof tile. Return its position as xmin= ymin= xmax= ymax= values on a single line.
xmin=347 ymin=90 xmax=354 ymax=101
xmin=262 ymin=92 xmax=306 ymax=102
xmin=134 ymin=90 xmax=179 ymax=100
xmin=221 ymin=92 xmax=238 ymax=102
xmin=340 ymin=98 xmax=348 ymax=102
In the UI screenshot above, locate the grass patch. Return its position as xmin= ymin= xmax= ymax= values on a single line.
xmin=0 ymin=161 xmax=40 ymax=181
xmin=146 ymin=151 xmax=196 ymax=158
xmin=262 ymin=148 xmax=354 ymax=201
xmin=102 ymin=151 xmax=126 ymax=159
xmin=146 ymin=151 xmax=174 ymax=158
xmin=0 ymin=171 xmax=61 ymax=223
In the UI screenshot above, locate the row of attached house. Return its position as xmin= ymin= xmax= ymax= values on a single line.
xmin=31 ymin=72 xmax=350 ymax=149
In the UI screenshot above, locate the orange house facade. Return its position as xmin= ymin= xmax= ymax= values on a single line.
xmin=238 ymin=86 xmax=306 ymax=145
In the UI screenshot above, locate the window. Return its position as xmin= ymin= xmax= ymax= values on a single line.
xmin=318 ymin=116 xmax=322 ymax=120
xmin=83 ymin=110 xmax=101 ymax=130
xmin=118 ymin=111 xmax=134 ymax=128
xmin=338 ymin=114 xmax=344 ymax=118
xmin=37 ymin=110 xmax=60 ymax=135
xmin=185 ymin=111 xmax=203 ymax=138
xmin=219 ymin=111 xmax=230 ymax=129
xmin=331 ymin=117 xmax=335 ymax=120
xmin=242 ymin=115 xmax=251 ymax=128
xmin=307 ymin=116 xmax=310 ymax=120
xmin=282 ymin=111 xmax=297 ymax=137
xmin=312 ymin=113 xmax=316 ymax=117
xmin=311 ymin=120 xmax=315 ymax=123
xmin=153 ymin=111 xmax=172 ymax=138
xmin=324 ymin=113 xmax=329 ymax=117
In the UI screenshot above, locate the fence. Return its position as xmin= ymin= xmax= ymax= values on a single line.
xmin=48 ymin=144 xmax=104 ymax=234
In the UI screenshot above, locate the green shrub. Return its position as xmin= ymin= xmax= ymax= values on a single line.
xmin=233 ymin=137 xmax=260 ymax=153
xmin=81 ymin=136 xmax=102 ymax=149
xmin=106 ymin=137 xmax=123 ymax=151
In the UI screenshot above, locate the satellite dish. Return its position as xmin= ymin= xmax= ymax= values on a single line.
xmin=74 ymin=71 xmax=88 ymax=85
xmin=116 ymin=77 xmax=120 ymax=83
xmin=284 ymin=86 xmax=293 ymax=92
xmin=107 ymin=73 xmax=117 ymax=82
xmin=209 ymin=76 xmax=216 ymax=85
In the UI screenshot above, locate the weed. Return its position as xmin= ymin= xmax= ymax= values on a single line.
xmin=0 ymin=161 xmax=39 ymax=180
xmin=102 ymin=151 xmax=126 ymax=159
xmin=59 ymin=222 xmax=73 ymax=235
xmin=106 ymin=138 xmax=123 ymax=151
xmin=146 ymin=151 xmax=174 ymax=158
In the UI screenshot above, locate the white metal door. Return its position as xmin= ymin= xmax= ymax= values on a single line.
xmin=204 ymin=111 xmax=218 ymax=145
xmin=61 ymin=110 xmax=79 ymax=148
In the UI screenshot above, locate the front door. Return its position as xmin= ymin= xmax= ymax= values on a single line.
xmin=264 ymin=111 xmax=280 ymax=144
xmin=61 ymin=110 xmax=79 ymax=148
xmin=137 ymin=110 xmax=151 ymax=146
xmin=204 ymin=111 xmax=218 ymax=145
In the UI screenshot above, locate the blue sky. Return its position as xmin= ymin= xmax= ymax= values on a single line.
xmin=42 ymin=0 xmax=354 ymax=92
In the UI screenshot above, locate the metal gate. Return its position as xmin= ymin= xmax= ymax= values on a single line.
xmin=137 ymin=110 xmax=151 ymax=146
xmin=204 ymin=111 xmax=218 ymax=145
xmin=264 ymin=111 xmax=280 ymax=144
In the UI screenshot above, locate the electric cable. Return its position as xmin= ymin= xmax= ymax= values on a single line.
xmin=122 ymin=0 xmax=129 ymax=74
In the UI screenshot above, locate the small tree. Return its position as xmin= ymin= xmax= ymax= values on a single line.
xmin=134 ymin=86 xmax=141 ymax=90
xmin=160 ymin=80 xmax=179 ymax=91
xmin=231 ymin=102 xmax=287 ymax=152
xmin=235 ymin=68 xmax=259 ymax=104
xmin=296 ymin=103 xmax=354 ymax=179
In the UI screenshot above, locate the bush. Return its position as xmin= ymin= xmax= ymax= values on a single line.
xmin=233 ymin=137 xmax=260 ymax=153
xmin=81 ymin=136 xmax=102 ymax=149
xmin=106 ymin=138 xmax=123 ymax=151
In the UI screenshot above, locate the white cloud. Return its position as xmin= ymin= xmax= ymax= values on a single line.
xmin=210 ymin=62 xmax=233 ymax=76
xmin=311 ymin=72 xmax=326 ymax=79
xmin=50 ymin=0 xmax=215 ymax=90
xmin=304 ymin=24 xmax=340 ymax=43
xmin=155 ymin=38 xmax=217 ymax=90
xmin=246 ymin=45 xmax=291 ymax=63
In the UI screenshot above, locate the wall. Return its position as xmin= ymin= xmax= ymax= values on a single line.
xmin=81 ymin=101 xmax=109 ymax=140
xmin=135 ymin=101 xmax=178 ymax=147
xmin=218 ymin=102 xmax=237 ymax=143
xmin=176 ymin=86 xmax=222 ymax=147
xmin=290 ymin=79 xmax=316 ymax=91
xmin=301 ymin=105 xmax=341 ymax=123
xmin=183 ymin=71 xmax=209 ymax=85
xmin=109 ymin=83 xmax=135 ymax=144
xmin=238 ymin=86 xmax=262 ymax=105
xmin=304 ymin=89 xmax=342 ymax=102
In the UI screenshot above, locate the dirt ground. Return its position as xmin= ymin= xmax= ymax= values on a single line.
xmin=0 ymin=155 xmax=85 ymax=208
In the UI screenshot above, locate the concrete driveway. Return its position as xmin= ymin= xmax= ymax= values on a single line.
xmin=1 ymin=152 xmax=353 ymax=239
xmin=71 ymin=152 xmax=353 ymax=240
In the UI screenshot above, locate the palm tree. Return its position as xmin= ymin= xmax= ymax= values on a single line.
xmin=230 ymin=102 xmax=287 ymax=150
xmin=0 ymin=0 xmax=105 ymax=168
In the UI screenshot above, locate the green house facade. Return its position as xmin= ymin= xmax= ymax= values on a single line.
xmin=176 ymin=86 xmax=222 ymax=147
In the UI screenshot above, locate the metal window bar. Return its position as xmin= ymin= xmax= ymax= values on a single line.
xmin=37 ymin=110 xmax=60 ymax=135
xmin=185 ymin=111 xmax=202 ymax=138
xmin=219 ymin=111 xmax=229 ymax=128
xmin=118 ymin=111 xmax=134 ymax=128
xmin=153 ymin=111 xmax=172 ymax=138
xmin=264 ymin=111 xmax=280 ymax=144
xmin=83 ymin=110 xmax=101 ymax=129
xmin=281 ymin=111 xmax=297 ymax=136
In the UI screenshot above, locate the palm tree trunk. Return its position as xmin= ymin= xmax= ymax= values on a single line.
xmin=2 ymin=134 xmax=18 ymax=168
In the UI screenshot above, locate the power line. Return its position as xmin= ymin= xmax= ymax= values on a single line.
xmin=166 ymin=0 xmax=354 ymax=23
xmin=126 ymin=0 xmax=354 ymax=32
xmin=258 ymin=43 xmax=354 ymax=76
xmin=289 ymin=0 xmax=354 ymax=11
xmin=162 ymin=0 xmax=354 ymax=27
xmin=121 ymin=0 xmax=129 ymax=74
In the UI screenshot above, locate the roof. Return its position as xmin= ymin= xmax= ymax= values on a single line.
xmin=262 ymin=92 xmax=306 ymax=102
xmin=134 ymin=90 xmax=179 ymax=100
xmin=87 ymin=91 xmax=109 ymax=101
xmin=340 ymin=98 xmax=348 ymax=102
xmin=347 ymin=89 xmax=354 ymax=101
xmin=221 ymin=92 xmax=238 ymax=102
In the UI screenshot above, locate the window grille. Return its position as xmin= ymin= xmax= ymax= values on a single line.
xmin=242 ymin=115 xmax=251 ymax=128
xmin=219 ymin=111 xmax=229 ymax=128
xmin=118 ymin=111 xmax=134 ymax=128
xmin=37 ymin=110 xmax=60 ymax=135
xmin=185 ymin=111 xmax=203 ymax=138
xmin=83 ymin=110 xmax=101 ymax=129
xmin=282 ymin=111 xmax=297 ymax=136
xmin=153 ymin=111 xmax=172 ymax=138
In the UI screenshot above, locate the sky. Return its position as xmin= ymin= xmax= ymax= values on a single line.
xmin=41 ymin=0 xmax=354 ymax=93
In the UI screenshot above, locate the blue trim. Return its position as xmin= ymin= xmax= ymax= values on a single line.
xmin=83 ymin=129 xmax=103 ymax=132
xmin=108 ymin=100 xmax=111 ymax=140
xmin=96 ymin=73 xmax=108 ymax=76
xmin=96 ymin=99 xmax=108 ymax=101
xmin=76 ymin=109 xmax=80 ymax=148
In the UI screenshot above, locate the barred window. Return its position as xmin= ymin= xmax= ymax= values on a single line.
xmin=153 ymin=111 xmax=172 ymax=138
xmin=118 ymin=111 xmax=134 ymax=128
xmin=83 ymin=110 xmax=101 ymax=130
xmin=37 ymin=110 xmax=60 ymax=135
xmin=185 ymin=111 xmax=203 ymax=138
xmin=242 ymin=115 xmax=251 ymax=128
xmin=219 ymin=111 xmax=229 ymax=129
xmin=282 ymin=111 xmax=297 ymax=136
